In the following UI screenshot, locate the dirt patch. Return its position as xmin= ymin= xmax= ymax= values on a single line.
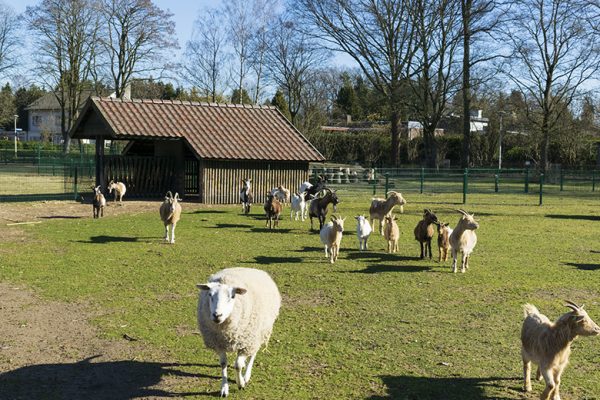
xmin=0 ymin=200 xmax=212 ymax=225
xmin=0 ymin=284 xmax=207 ymax=399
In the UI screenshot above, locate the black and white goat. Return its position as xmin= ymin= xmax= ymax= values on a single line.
xmin=240 ymin=178 xmax=253 ymax=215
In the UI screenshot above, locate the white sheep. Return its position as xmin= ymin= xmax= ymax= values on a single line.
xmin=449 ymin=209 xmax=479 ymax=273
xmin=355 ymin=215 xmax=372 ymax=251
xmin=319 ymin=215 xmax=345 ymax=264
xmin=197 ymin=267 xmax=281 ymax=397
xmin=521 ymin=301 xmax=600 ymax=400
xmin=159 ymin=191 xmax=181 ymax=244
xmin=108 ymin=180 xmax=126 ymax=205
xmin=290 ymin=192 xmax=307 ymax=221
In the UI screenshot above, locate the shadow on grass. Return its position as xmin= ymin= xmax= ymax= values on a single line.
xmin=346 ymin=251 xmax=421 ymax=262
xmin=545 ymin=214 xmax=600 ymax=221
xmin=0 ymin=356 xmax=210 ymax=400
xmin=564 ymin=262 xmax=600 ymax=271
xmin=250 ymin=227 xmax=292 ymax=234
xmin=348 ymin=264 xmax=431 ymax=274
xmin=250 ymin=256 xmax=304 ymax=265
xmin=210 ymin=223 xmax=253 ymax=229
xmin=192 ymin=209 xmax=227 ymax=214
xmin=294 ymin=246 xmax=323 ymax=253
xmin=367 ymin=375 xmax=517 ymax=399
xmin=75 ymin=236 xmax=140 ymax=244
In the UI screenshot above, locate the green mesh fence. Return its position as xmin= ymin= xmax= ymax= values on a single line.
xmin=309 ymin=166 xmax=600 ymax=204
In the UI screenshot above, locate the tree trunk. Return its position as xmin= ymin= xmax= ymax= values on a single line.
xmin=423 ymin=127 xmax=437 ymax=168
xmin=461 ymin=0 xmax=472 ymax=168
xmin=390 ymin=110 xmax=400 ymax=166
xmin=541 ymin=116 xmax=550 ymax=173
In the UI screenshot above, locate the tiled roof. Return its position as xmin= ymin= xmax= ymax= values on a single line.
xmin=73 ymin=97 xmax=324 ymax=162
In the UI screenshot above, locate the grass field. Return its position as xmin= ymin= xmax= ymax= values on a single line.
xmin=1 ymin=191 xmax=600 ymax=399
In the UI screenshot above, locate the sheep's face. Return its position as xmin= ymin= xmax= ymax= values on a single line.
xmin=567 ymin=306 xmax=600 ymax=337
xmin=198 ymin=282 xmax=247 ymax=324
xmin=241 ymin=178 xmax=251 ymax=190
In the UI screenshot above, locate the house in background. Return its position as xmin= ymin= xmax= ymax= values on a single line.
xmin=469 ymin=109 xmax=489 ymax=133
xmin=25 ymin=91 xmax=96 ymax=144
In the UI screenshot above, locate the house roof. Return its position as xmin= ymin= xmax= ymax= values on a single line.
xmin=26 ymin=91 xmax=98 ymax=111
xmin=70 ymin=97 xmax=325 ymax=162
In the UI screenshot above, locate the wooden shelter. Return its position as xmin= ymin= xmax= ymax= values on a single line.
xmin=69 ymin=97 xmax=324 ymax=203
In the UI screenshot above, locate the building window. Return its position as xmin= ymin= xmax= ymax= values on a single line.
xmin=32 ymin=115 xmax=42 ymax=127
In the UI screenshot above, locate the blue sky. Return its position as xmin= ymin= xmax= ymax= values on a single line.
xmin=3 ymin=0 xmax=217 ymax=52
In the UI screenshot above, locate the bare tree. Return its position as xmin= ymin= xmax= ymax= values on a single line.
xmin=0 ymin=2 xmax=20 ymax=79
xmin=99 ymin=0 xmax=178 ymax=99
xmin=248 ymin=0 xmax=279 ymax=104
xmin=223 ymin=0 xmax=255 ymax=104
xmin=265 ymin=17 xmax=328 ymax=125
xmin=296 ymin=0 xmax=417 ymax=166
xmin=460 ymin=0 xmax=502 ymax=167
xmin=183 ymin=8 xmax=229 ymax=102
xmin=27 ymin=0 xmax=100 ymax=152
xmin=408 ymin=0 xmax=463 ymax=167
xmin=500 ymin=0 xmax=600 ymax=171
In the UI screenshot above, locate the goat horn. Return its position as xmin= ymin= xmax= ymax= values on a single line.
xmin=565 ymin=300 xmax=580 ymax=308
xmin=456 ymin=209 xmax=468 ymax=216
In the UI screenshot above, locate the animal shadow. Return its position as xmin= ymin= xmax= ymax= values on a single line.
xmin=349 ymin=264 xmax=431 ymax=274
xmin=346 ymin=251 xmax=421 ymax=263
xmin=250 ymin=227 xmax=292 ymax=234
xmin=0 ymin=356 xmax=210 ymax=400
xmin=75 ymin=236 xmax=139 ymax=244
xmin=251 ymin=256 xmax=304 ymax=265
xmin=564 ymin=262 xmax=600 ymax=271
xmin=366 ymin=374 xmax=516 ymax=399
xmin=545 ymin=214 xmax=600 ymax=221
xmin=211 ymin=223 xmax=253 ymax=229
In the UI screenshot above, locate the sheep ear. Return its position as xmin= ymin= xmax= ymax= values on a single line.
xmin=234 ymin=287 xmax=247 ymax=295
xmin=197 ymin=283 xmax=215 ymax=291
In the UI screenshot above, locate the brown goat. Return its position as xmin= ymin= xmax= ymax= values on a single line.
xmin=521 ymin=301 xmax=600 ymax=400
xmin=369 ymin=191 xmax=406 ymax=235
xmin=264 ymin=193 xmax=282 ymax=229
xmin=383 ymin=214 xmax=400 ymax=253
xmin=413 ymin=209 xmax=438 ymax=259
xmin=436 ymin=222 xmax=452 ymax=262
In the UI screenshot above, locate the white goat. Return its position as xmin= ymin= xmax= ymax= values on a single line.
xmin=290 ymin=192 xmax=307 ymax=221
xmin=270 ymin=185 xmax=290 ymax=204
xmin=319 ymin=215 xmax=346 ymax=264
xmin=369 ymin=191 xmax=406 ymax=235
xmin=108 ymin=180 xmax=126 ymax=205
xmin=299 ymin=181 xmax=313 ymax=194
xmin=197 ymin=267 xmax=281 ymax=397
xmin=159 ymin=191 xmax=182 ymax=244
xmin=355 ymin=215 xmax=372 ymax=251
xmin=449 ymin=209 xmax=479 ymax=273
xmin=521 ymin=301 xmax=600 ymax=400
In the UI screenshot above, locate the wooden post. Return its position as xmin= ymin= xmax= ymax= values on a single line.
xmin=95 ymin=137 xmax=105 ymax=187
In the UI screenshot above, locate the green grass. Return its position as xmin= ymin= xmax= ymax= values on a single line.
xmin=1 ymin=191 xmax=600 ymax=399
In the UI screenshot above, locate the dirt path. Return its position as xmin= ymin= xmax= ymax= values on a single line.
xmin=0 ymin=200 xmax=221 ymax=399
xmin=0 ymin=283 xmax=211 ymax=399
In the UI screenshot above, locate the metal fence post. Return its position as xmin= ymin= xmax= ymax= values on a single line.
xmin=524 ymin=167 xmax=529 ymax=193
xmin=384 ymin=173 xmax=389 ymax=196
xmin=463 ymin=168 xmax=468 ymax=204
xmin=494 ymin=174 xmax=499 ymax=193
xmin=559 ymin=168 xmax=564 ymax=191
xmin=539 ymin=173 xmax=544 ymax=206
xmin=593 ymin=170 xmax=596 ymax=192
xmin=73 ymin=165 xmax=78 ymax=201
xmin=420 ymin=167 xmax=424 ymax=194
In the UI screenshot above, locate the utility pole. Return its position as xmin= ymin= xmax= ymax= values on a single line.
xmin=498 ymin=111 xmax=506 ymax=170
xmin=13 ymin=114 xmax=18 ymax=157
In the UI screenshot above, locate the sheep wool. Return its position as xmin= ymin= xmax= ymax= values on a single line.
xmin=197 ymin=268 xmax=281 ymax=356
